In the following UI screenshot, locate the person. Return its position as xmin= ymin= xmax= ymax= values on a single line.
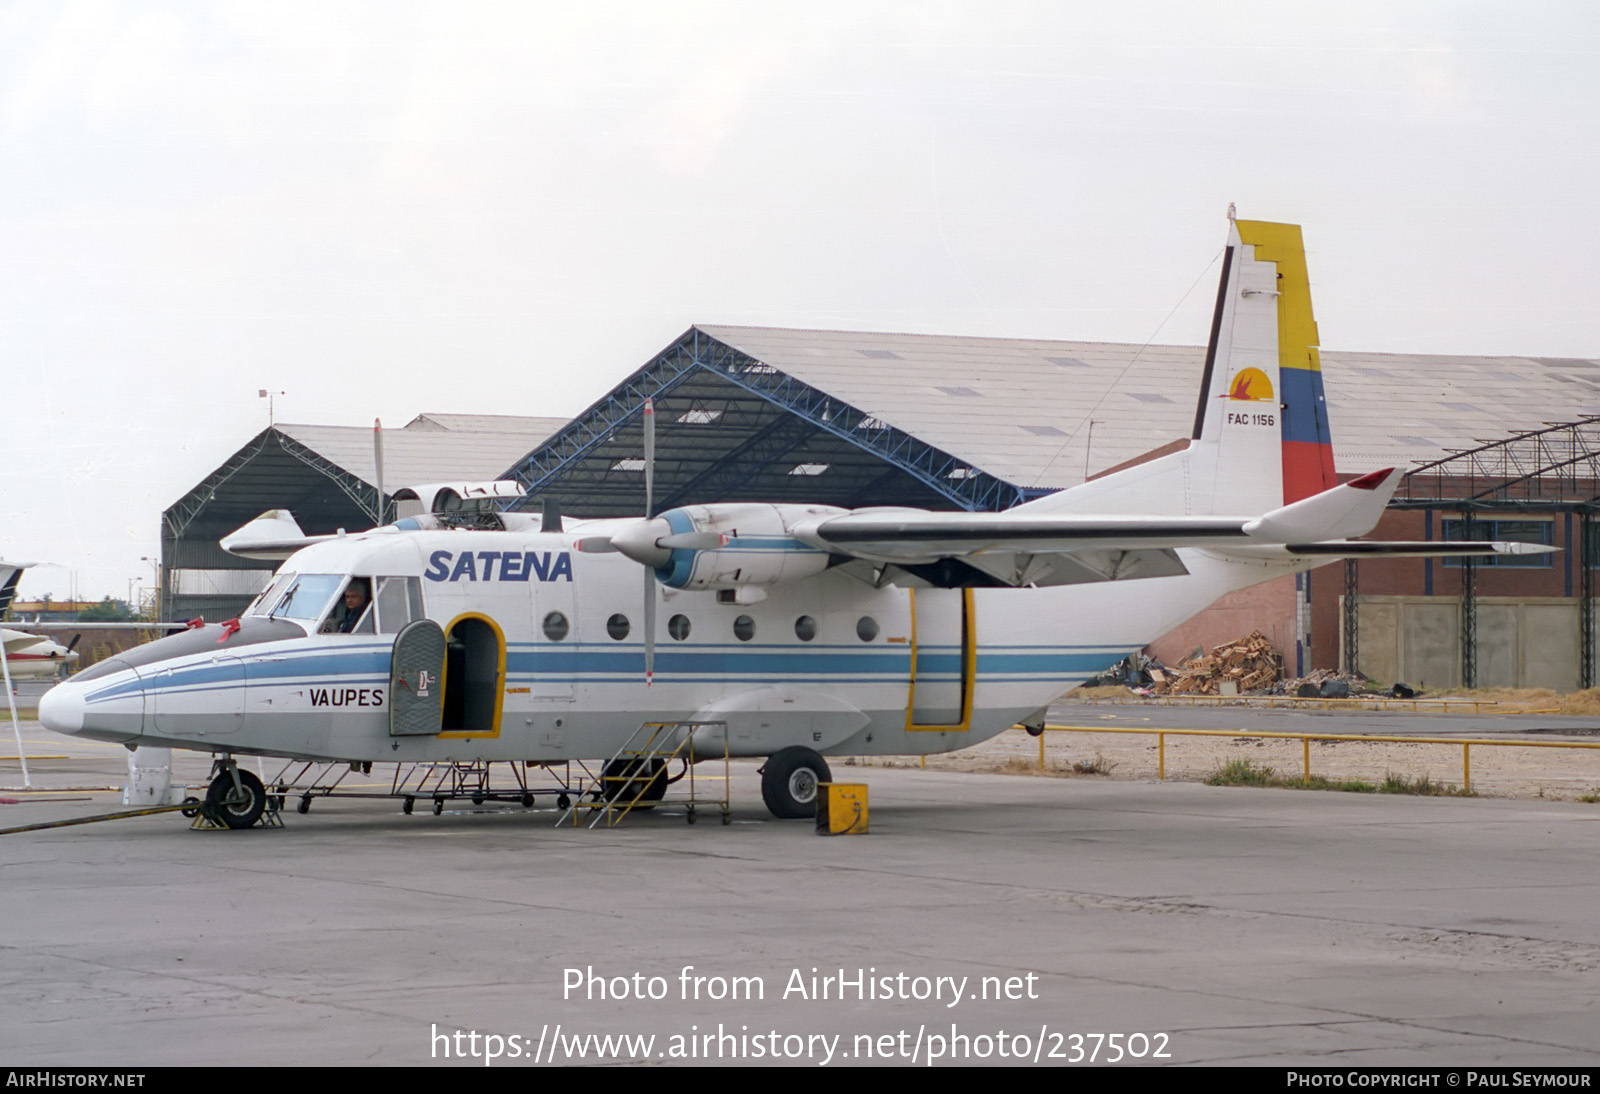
xmin=333 ymin=579 xmax=370 ymax=634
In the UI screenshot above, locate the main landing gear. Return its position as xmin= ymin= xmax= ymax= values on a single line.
xmin=759 ymin=746 xmax=831 ymax=819
xmin=203 ymin=760 xmax=269 ymax=830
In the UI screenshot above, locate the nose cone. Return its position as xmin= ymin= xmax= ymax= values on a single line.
xmin=610 ymin=517 xmax=672 ymax=568
xmin=39 ymin=681 xmax=85 ymax=735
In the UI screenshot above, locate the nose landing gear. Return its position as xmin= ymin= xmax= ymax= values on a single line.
xmin=200 ymin=759 xmax=270 ymax=830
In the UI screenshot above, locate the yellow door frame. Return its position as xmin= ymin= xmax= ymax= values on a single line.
xmin=437 ymin=612 xmax=507 ymax=739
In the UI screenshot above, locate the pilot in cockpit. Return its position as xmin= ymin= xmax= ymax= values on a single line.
xmin=323 ymin=578 xmax=373 ymax=634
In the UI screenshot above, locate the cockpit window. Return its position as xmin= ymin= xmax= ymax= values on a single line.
xmin=319 ymin=577 xmax=376 ymax=634
xmin=246 ymin=572 xmax=294 ymax=617
xmin=269 ymin=574 xmax=345 ymax=622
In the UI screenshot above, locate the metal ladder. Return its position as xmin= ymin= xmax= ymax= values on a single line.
xmin=559 ymin=720 xmax=730 ymax=828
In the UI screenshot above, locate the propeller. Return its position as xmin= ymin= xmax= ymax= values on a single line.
xmin=642 ymin=397 xmax=656 ymax=686
xmin=65 ymin=634 xmax=81 ymax=654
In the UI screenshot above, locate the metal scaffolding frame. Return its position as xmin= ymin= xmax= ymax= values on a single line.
xmin=1391 ymin=418 xmax=1600 ymax=688
xmin=505 ymin=328 xmax=1047 ymax=516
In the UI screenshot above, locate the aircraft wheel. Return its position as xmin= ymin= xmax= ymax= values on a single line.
xmin=205 ymin=769 xmax=267 ymax=830
xmin=1025 ymin=724 xmax=1045 ymax=738
xmin=403 ymin=796 xmax=414 ymax=815
xmin=760 ymin=746 xmax=831 ymax=819
xmin=297 ymin=795 xmax=312 ymax=815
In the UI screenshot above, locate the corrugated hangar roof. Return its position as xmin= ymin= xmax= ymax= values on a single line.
xmin=506 ymin=325 xmax=1599 ymax=519
xmin=276 ymin=414 xmax=566 ymax=492
xmin=699 ymin=326 xmax=1600 ymax=488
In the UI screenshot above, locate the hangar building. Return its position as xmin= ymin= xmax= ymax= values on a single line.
xmin=162 ymin=326 xmax=1600 ymax=687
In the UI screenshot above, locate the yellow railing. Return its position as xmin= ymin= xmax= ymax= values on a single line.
xmin=1034 ymin=724 xmax=1600 ymax=793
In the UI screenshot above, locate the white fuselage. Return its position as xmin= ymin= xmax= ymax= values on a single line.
xmin=38 ymin=527 xmax=1294 ymax=764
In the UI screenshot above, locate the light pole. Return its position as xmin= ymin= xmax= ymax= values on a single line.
xmin=140 ymin=556 xmax=160 ymax=622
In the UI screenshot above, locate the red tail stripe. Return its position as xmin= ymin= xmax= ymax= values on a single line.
xmin=1346 ymin=468 xmax=1395 ymax=491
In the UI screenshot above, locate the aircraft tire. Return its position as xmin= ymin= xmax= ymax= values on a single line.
xmin=761 ymin=746 xmax=830 ymax=819
xmin=205 ymin=769 xmax=266 ymax=830
xmin=601 ymin=759 xmax=667 ymax=806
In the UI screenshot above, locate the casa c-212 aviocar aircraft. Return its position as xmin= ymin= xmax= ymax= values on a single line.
xmin=38 ymin=214 xmax=1547 ymax=827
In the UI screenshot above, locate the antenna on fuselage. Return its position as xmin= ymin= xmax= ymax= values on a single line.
xmin=540 ymin=498 xmax=562 ymax=533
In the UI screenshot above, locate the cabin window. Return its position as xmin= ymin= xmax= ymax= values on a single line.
xmin=794 ymin=615 xmax=817 ymax=642
xmin=856 ymin=616 xmax=879 ymax=642
xmin=607 ymin=613 xmax=631 ymax=640
xmin=542 ymin=611 xmax=569 ymax=641
xmin=668 ymin=614 xmax=691 ymax=641
xmin=375 ymin=576 xmax=423 ymax=634
xmin=733 ymin=615 xmax=756 ymax=642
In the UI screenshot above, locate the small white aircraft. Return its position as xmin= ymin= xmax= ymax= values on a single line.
xmin=38 ymin=216 xmax=1547 ymax=827
xmin=1 ymin=629 xmax=79 ymax=680
xmin=0 ymin=561 xmax=80 ymax=681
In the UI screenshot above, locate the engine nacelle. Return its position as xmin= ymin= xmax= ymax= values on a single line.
xmin=647 ymin=503 xmax=845 ymax=591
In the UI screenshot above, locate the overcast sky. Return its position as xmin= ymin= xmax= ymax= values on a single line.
xmin=3 ymin=1 xmax=1597 ymax=602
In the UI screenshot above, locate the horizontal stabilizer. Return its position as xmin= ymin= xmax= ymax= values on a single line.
xmin=1282 ymin=540 xmax=1557 ymax=558
xmin=221 ymin=510 xmax=332 ymax=561
xmin=1244 ymin=468 xmax=1401 ymax=543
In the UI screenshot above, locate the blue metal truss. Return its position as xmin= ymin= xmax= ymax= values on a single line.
xmin=505 ymin=328 xmax=1043 ymax=513
xmin=506 ymin=333 xmax=705 ymax=501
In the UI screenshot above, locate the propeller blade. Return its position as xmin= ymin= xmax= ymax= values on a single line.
xmin=643 ymin=396 xmax=656 ymax=521
xmin=575 ymin=537 xmax=618 ymax=554
xmin=658 ymin=531 xmax=727 ymax=550
xmin=643 ymin=567 xmax=656 ymax=687
xmin=66 ymin=634 xmax=81 ymax=654
xmin=642 ymin=396 xmax=656 ymax=685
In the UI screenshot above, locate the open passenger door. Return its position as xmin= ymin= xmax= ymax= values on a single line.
xmin=390 ymin=619 xmax=446 ymax=736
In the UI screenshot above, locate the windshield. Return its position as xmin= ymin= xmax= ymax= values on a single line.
xmin=267 ymin=574 xmax=345 ymax=622
xmin=245 ymin=572 xmax=294 ymax=617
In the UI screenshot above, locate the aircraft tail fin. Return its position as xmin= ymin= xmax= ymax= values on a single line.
xmin=1017 ymin=213 xmax=1338 ymax=521
xmin=0 ymin=562 xmax=25 ymax=616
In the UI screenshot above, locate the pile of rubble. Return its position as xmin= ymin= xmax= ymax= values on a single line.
xmin=1163 ymin=631 xmax=1282 ymax=695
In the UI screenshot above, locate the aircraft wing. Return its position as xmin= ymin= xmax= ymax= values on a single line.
xmin=798 ymin=469 xmax=1554 ymax=588
xmin=3 ymin=630 xmax=48 ymax=654
xmin=801 ymin=511 xmax=1249 ymax=587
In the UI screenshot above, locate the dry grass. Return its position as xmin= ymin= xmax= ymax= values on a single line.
xmin=1432 ymin=687 xmax=1600 ymax=715
xmin=1067 ymin=685 xmax=1136 ymax=700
